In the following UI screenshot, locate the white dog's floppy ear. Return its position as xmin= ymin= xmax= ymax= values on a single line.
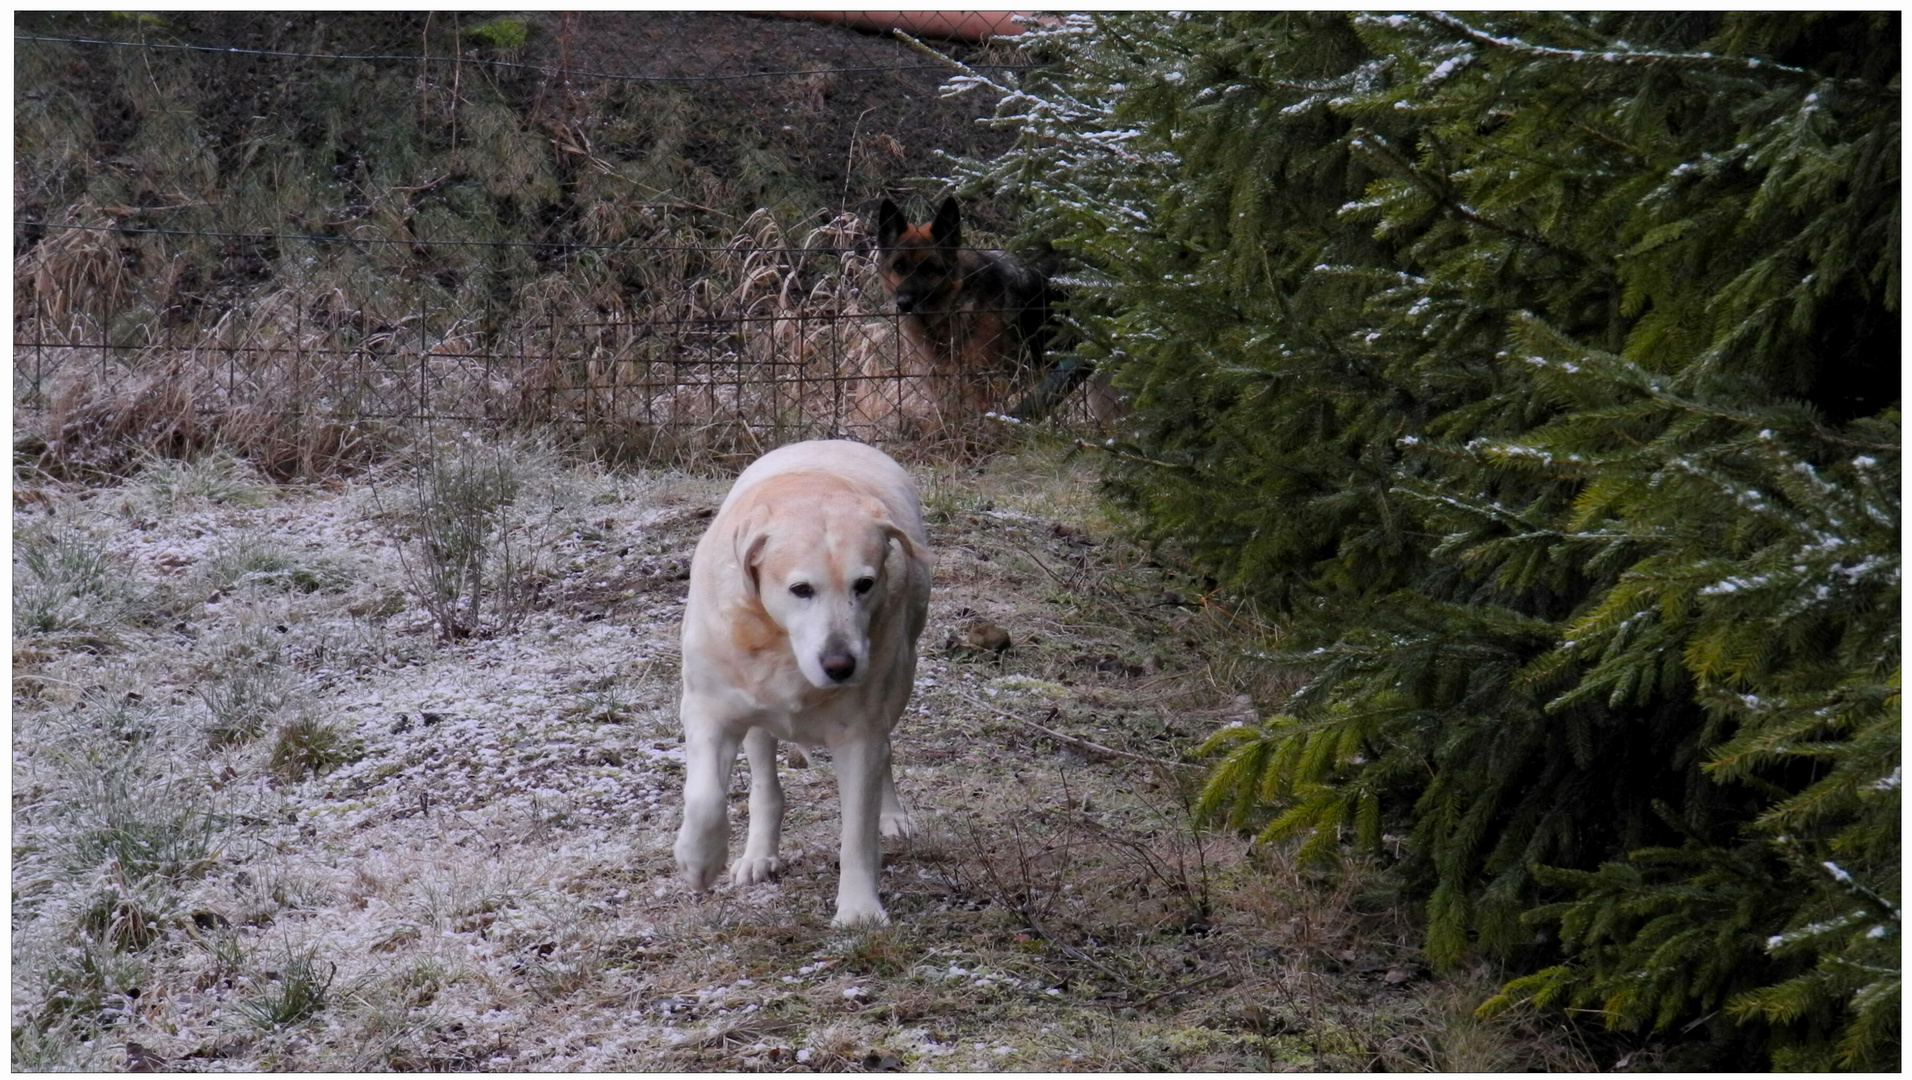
xmin=857 ymin=498 xmax=921 ymax=568
xmin=734 ymin=511 xmax=772 ymax=598
xmin=875 ymin=519 xmax=922 ymax=569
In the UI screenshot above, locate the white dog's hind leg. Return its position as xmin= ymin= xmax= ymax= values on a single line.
xmin=879 ymin=762 xmax=916 ymax=839
xmin=828 ymin=735 xmax=890 ymax=927
xmin=675 ymin=709 xmax=740 ymax=892
xmin=731 ymin=727 xmax=785 ymax=884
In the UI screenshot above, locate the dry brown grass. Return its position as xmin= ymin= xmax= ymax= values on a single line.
xmin=17 ymin=207 xmax=1042 ymax=478
xmin=34 ymin=353 xmax=385 ymax=481
xmin=14 ymin=202 xmax=134 ymax=338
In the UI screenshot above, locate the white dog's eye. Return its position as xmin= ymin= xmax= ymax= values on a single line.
xmin=853 ymin=577 xmax=875 ymax=596
xmin=790 ymin=582 xmax=815 ymax=599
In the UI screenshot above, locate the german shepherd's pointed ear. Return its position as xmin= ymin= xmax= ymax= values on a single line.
xmin=876 ymin=198 xmax=907 ymax=248
xmin=930 ymin=196 xmax=962 ymax=250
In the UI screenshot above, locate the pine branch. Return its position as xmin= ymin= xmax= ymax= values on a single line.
xmin=1349 ymin=129 xmax=1565 ymax=253
xmin=1422 ymin=11 xmax=1873 ymax=91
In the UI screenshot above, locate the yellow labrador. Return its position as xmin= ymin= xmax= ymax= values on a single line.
xmin=674 ymin=440 xmax=931 ymax=926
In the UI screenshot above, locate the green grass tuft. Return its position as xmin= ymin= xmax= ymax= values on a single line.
xmin=13 ymin=520 xmax=147 ymax=647
xmin=268 ymin=714 xmax=364 ymax=781
xmin=237 ymin=948 xmax=337 ymax=1029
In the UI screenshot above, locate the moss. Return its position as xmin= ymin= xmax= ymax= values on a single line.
xmin=465 ymin=18 xmax=529 ymax=49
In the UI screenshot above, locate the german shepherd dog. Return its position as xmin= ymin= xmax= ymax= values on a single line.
xmin=870 ymin=197 xmax=1085 ymax=427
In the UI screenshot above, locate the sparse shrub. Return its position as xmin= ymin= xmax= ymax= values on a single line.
xmin=195 ymin=533 xmax=348 ymax=599
xmin=199 ymin=929 xmax=248 ymax=987
xmin=387 ymin=434 xmax=535 ymax=640
xmin=35 ymin=361 xmax=385 ymax=482
xmin=76 ymin=687 xmax=163 ymax=747
xmin=21 ymin=937 xmax=149 ymax=1044
xmin=76 ymin=875 xmax=170 ymax=952
xmin=563 ymin=674 xmax=643 ymax=723
xmin=66 ymin=771 xmax=220 ymax=881
xmin=841 ymin=929 xmax=914 ymax=976
xmin=37 ymin=368 xmax=217 ymax=481
xmin=520 ymin=940 xmax=602 ymax=1004
xmin=798 ymin=1024 xmax=867 ymax=1072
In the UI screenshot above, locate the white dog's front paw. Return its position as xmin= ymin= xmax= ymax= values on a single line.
xmin=675 ymin=830 xmax=727 ymax=892
xmin=830 ymin=900 xmax=890 ymax=928
xmin=879 ymin=808 xmax=917 ymax=840
xmin=729 ymin=855 xmax=783 ymax=885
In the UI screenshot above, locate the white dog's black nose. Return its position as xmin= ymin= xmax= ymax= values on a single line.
xmin=821 ymin=653 xmax=857 ymax=683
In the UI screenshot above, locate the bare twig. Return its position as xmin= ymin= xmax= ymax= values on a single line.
xmin=1133 ymin=970 xmax=1228 ymax=1009
xmin=958 ymin=694 xmax=1201 ymax=774
xmin=987 ymin=412 xmax=1192 ymax=471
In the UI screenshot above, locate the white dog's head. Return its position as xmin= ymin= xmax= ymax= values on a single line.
xmin=736 ymin=493 xmax=919 ymax=690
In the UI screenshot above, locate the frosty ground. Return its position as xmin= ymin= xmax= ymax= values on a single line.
xmin=12 ymin=439 xmax=1587 ymax=1071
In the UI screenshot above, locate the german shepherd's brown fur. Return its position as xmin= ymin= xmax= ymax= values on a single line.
xmin=861 ymin=197 xmax=1056 ymax=436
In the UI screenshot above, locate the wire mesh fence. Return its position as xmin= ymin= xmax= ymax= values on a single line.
xmin=14 ymin=211 xmax=1069 ymax=473
xmin=13 ymin=13 xmax=1081 ymax=475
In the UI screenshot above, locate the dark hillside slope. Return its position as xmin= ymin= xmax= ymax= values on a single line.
xmin=15 ymin=10 xmax=1020 ymax=234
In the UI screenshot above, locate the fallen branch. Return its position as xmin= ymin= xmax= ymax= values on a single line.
xmin=958 ymin=694 xmax=1202 ymax=774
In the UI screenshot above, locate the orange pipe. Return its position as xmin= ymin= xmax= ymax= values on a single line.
xmin=774 ymin=11 xmax=1033 ymax=42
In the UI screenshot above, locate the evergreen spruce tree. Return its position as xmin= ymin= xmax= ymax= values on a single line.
xmin=953 ymin=12 xmax=1897 ymax=1069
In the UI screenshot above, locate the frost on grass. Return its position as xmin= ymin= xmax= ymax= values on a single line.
xmin=12 ymin=444 xmax=1577 ymax=1072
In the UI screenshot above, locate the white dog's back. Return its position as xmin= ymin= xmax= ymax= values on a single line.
xmin=721 ymin=440 xmax=925 ymax=534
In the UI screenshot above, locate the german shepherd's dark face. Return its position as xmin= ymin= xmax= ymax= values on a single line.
xmin=874 ymin=197 xmax=965 ymax=318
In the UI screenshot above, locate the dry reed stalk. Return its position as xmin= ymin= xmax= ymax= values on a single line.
xmin=15 ymin=202 xmax=133 ymax=339
xmin=42 ymin=363 xmax=212 ymax=478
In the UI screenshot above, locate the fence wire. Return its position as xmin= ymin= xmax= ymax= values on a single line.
xmin=13 ymin=13 xmax=1081 ymax=474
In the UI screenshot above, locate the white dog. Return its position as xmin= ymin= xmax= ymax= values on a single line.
xmin=674 ymin=440 xmax=932 ymax=926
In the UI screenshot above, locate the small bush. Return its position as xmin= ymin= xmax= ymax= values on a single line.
xmin=135 ymin=452 xmax=273 ymax=511
xmin=23 ymin=938 xmax=148 ymax=1044
xmin=67 ymin=772 xmax=219 ymax=882
xmin=840 ymin=929 xmax=915 ymax=977
xmin=195 ymin=533 xmax=348 ymax=599
xmin=76 ymin=877 xmax=170 ymax=953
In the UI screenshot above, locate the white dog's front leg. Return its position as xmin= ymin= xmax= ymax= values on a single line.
xmin=675 ymin=708 xmax=740 ymax=892
xmin=731 ymin=727 xmax=785 ymax=884
xmin=879 ymin=760 xmax=916 ymax=839
xmin=829 ymin=735 xmax=890 ymax=927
